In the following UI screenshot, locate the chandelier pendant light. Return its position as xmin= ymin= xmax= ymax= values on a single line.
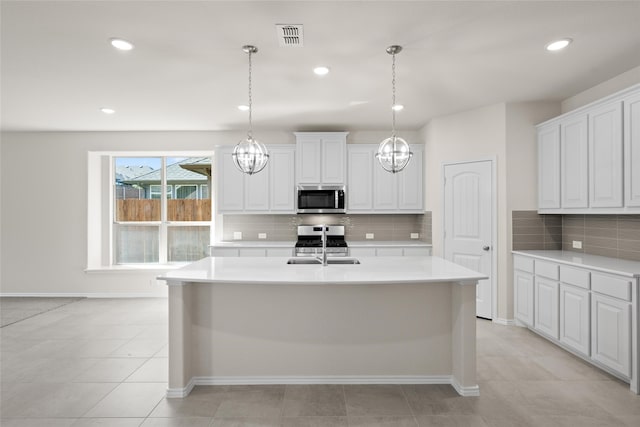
xmin=376 ymin=45 xmax=413 ymax=173
xmin=232 ymin=45 xmax=269 ymax=175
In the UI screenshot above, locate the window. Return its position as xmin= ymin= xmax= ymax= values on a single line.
xmin=110 ymin=155 xmax=212 ymax=265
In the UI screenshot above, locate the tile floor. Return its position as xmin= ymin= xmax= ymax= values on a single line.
xmin=1 ymin=297 xmax=639 ymax=426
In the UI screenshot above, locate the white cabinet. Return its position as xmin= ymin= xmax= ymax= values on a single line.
xmin=591 ymin=293 xmax=630 ymax=377
xmin=514 ymin=266 xmax=535 ymax=327
xmin=589 ymin=101 xmax=623 ymax=208
xmin=534 ymin=276 xmax=559 ymax=339
xmin=295 ymin=132 xmax=347 ymax=185
xmin=211 ymin=247 xmax=293 ymax=257
xmin=538 ymin=123 xmax=561 ymax=209
xmin=217 ymin=145 xmax=295 ymax=213
xmin=559 ymin=284 xmax=590 ymax=356
xmin=348 ymin=144 xmax=423 ymax=213
xmin=624 ymin=92 xmax=640 ymax=207
xmin=347 ymin=146 xmax=374 ymax=211
xmin=350 ymin=245 xmax=431 ymax=257
xmin=269 ymin=148 xmax=296 ymax=211
xmin=561 ymin=114 xmax=589 ymax=208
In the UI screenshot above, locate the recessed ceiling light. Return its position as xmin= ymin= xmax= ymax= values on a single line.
xmin=100 ymin=107 xmax=115 ymax=114
xmin=110 ymin=38 xmax=134 ymax=51
xmin=313 ymin=66 xmax=330 ymax=76
xmin=545 ymin=38 xmax=572 ymax=52
xmin=392 ymin=104 xmax=404 ymax=111
xmin=237 ymin=105 xmax=250 ymax=111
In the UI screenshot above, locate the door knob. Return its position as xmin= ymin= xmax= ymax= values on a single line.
xmin=482 ymin=246 xmax=491 ymax=251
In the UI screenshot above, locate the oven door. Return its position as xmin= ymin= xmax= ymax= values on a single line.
xmin=297 ymin=186 xmax=345 ymax=213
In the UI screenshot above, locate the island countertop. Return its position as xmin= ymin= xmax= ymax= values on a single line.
xmin=158 ymin=256 xmax=486 ymax=285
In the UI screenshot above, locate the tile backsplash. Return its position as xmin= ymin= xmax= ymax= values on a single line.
xmin=222 ymin=212 xmax=432 ymax=243
xmin=512 ymin=211 xmax=640 ymax=262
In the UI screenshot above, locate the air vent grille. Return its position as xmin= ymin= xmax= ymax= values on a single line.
xmin=276 ymin=24 xmax=304 ymax=47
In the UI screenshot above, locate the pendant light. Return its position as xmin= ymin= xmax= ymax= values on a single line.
xmin=232 ymin=45 xmax=269 ymax=175
xmin=376 ymin=45 xmax=413 ymax=173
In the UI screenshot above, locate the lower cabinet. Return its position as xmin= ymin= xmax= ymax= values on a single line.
xmin=350 ymin=246 xmax=431 ymax=257
xmin=210 ymin=247 xmax=293 ymax=257
xmin=513 ymin=253 xmax=637 ymax=387
xmin=534 ymin=276 xmax=559 ymax=340
xmin=559 ymin=284 xmax=590 ymax=356
xmin=591 ymin=293 xmax=631 ymax=377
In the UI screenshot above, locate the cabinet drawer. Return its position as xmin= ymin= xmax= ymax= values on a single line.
xmin=535 ymin=260 xmax=559 ymax=280
xmin=560 ymin=265 xmax=590 ymax=289
xmin=376 ymin=247 xmax=404 ymax=256
xmin=591 ymin=273 xmax=631 ymax=301
xmin=349 ymin=248 xmax=376 ymax=257
xmin=403 ymin=247 xmax=431 ymax=256
xmin=514 ymin=255 xmax=534 ymax=273
xmin=266 ymin=248 xmax=293 ymax=257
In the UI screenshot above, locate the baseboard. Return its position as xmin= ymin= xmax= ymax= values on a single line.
xmin=167 ymin=375 xmax=477 ymax=397
xmin=0 ymin=292 xmax=166 ymax=298
xmin=492 ymin=317 xmax=515 ymax=326
xmin=167 ymin=377 xmax=196 ymax=398
xmin=451 ymin=377 xmax=480 ymax=396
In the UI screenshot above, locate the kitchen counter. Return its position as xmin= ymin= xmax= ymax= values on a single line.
xmin=158 ymin=256 xmax=485 ymax=399
xmin=512 ymin=250 xmax=640 ymax=277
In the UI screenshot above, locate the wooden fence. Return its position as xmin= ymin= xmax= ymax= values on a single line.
xmin=116 ymin=199 xmax=212 ymax=221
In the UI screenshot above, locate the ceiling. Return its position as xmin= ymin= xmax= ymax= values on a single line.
xmin=2 ymin=1 xmax=640 ymax=132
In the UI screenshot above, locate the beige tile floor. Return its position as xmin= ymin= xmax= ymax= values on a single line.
xmin=1 ymin=297 xmax=639 ymax=426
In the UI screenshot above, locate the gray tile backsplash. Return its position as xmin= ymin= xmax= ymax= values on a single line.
xmin=512 ymin=211 xmax=640 ymax=262
xmin=222 ymin=212 xmax=432 ymax=243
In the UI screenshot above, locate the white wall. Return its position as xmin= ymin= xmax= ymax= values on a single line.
xmin=561 ymin=65 xmax=640 ymax=113
xmin=0 ymin=131 xmax=294 ymax=296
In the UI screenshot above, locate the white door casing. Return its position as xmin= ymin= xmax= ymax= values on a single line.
xmin=443 ymin=160 xmax=494 ymax=319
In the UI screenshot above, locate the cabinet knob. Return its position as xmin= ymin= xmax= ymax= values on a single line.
xmin=482 ymin=246 xmax=491 ymax=251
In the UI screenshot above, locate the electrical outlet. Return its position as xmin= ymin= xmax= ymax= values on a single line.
xmin=233 ymin=232 xmax=243 ymax=240
xmin=572 ymin=240 xmax=583 ymax=249
xmin=258 ymin=233 xmax=267 ymax=239
xmin=410 ymin=233 xmax=419 ymax=239
xmin=365 ymin=233 xmax=374 ymax=240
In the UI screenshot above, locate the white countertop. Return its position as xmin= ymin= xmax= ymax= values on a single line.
xmin=158 ymin=256 xmax=486 ymax=285
xmin=211 ymin=240 xmax=432 ymax=248
xmin=348 ymin=241 xmax=432 ymax=248
xmin=512 ymin=250 xmax=640 ymax=278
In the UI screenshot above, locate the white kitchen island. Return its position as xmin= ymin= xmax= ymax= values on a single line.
xmin=157 ymin=256 xmax=486 ymax=398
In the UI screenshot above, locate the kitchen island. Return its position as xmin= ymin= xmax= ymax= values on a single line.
xmin=158 ymin=256 xmax=486 ymax=398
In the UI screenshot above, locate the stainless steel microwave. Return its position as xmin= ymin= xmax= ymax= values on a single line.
xmin=297 ymin=185 xmax=346 ymax=214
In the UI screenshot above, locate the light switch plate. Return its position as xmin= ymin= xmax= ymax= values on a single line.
xmin=233 ymin=232 xmax=243 ymax=240
xmin=258 ymin=233 xmax=267 ymax=239
xmin=572 ymin=240 xmax=582 ymax=249
xmin=365 ymin=233 xmax=374 ymax=240
xmin=410 ymin=233 xmax=420 ymax=239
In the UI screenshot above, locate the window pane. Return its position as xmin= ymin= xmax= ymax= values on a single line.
xmin=167 ymin=157 xmax=212 ymax=221
xmin=115 ymin=225 xmax=159 ymax=263
xmin=168 ymin=226 xmax=210 ymax=262
xmin=114 ymin=157 xmax=161 ymax=221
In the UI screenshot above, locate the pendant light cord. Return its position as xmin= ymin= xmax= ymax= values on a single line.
xmin=247 ymin=49 xmax=253 ymax=140
xmin=391 ymin=51 xmax=396 ymax=138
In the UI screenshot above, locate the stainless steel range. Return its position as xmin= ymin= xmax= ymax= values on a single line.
xmin=294 ymin=225 xmax=348 ymax=257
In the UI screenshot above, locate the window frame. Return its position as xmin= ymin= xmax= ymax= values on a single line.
xmin=87 ymin=151 xmax=215 ymax=271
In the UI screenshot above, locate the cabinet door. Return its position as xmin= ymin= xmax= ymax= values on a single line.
xmin=534 ymin=276 xmax=559 ymax=339
xmin=591 ymin=293 xmax=630 ymax=377
xmin=244 ymin=163 xmax=270 ymax=211
xmin=322 ymin=137 xmax=346 ymax=184
xmin=373 ymin=160 xmax=398 ymax=210
xmin=403 ymin=247 xmax=431 ymax=256
xmin=589 ymin=101 xmax=623 ymax=207
xmin=211 ymin=248 xmax=240 ymax=257
xmin=296 ymin=139 xmax=322 ymax=184
xmin=559 ymin=284 xmax=590 ymax=356
xmin=347 ymin=146 xmax=374 ymax=211
xmin=349 ymin=247 xmax=376 ymax=257
xmin=217 ymin=150 xmax=245 ymax=212
xmin=398 ymin=147 xmax=423 ymax=211
xmin=270 ymin=148 xmax=295 ymax=212
xmin=624 ymin=92 xmax=640 ymax=207
xmin=561 ymin=115 xmax=589 ymax=208
xmin=266 ymin=248 xmax=293 ymax=257
xmin=376 ymin=247 xmax=404 ymax=256
xmin=238 ymin=248 xmax=267 ymax=257
xmin=514 ymin=270 xmax=534 ymax=327
xmin=538 ymin=124 xmax=561 ymax=209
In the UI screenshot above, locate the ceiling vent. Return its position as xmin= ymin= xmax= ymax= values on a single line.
xmin=276 ymin=24 xmax=304 ymax=47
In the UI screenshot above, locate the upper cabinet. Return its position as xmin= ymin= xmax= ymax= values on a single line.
xmin=216 ymin=145 xmax=295 ymax=214
xmin=347 ymin=144 xmax=423 ymax=213
xmin=295 ymin=132 xmax=348 ymax=185
xmin=537 ymin=84 xmax=640 ymax=214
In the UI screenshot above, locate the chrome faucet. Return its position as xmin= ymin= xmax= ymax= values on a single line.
xmin=315 ymin=225 xmax=328 ymax=266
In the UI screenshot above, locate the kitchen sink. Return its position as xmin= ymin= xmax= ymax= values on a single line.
xmin=286 ymin=258 xmax=361 ymax=265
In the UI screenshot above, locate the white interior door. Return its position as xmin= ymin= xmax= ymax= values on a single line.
xmin=444 ymin=160 xmax=494 ymax=319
